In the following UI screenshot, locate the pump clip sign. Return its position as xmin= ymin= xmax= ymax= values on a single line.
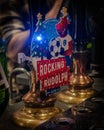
xmin=37 ymin=57 xmax=70 ymax=90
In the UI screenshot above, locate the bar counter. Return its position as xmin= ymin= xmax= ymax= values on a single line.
xmin=0 ymin=75 xmax=104 ymax=130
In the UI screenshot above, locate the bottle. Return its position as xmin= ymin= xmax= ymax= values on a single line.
xmin=0 ymin=36 xmax=9 ymax=116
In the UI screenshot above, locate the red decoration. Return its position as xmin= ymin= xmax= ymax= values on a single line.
xmin=56 ymin=17 xmax=70 ymax=32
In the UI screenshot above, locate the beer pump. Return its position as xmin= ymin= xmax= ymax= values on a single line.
xmin=57 ymin=0 xmax=96 ymax=105
xmin=9 ymin=7 xmax=72 ymax=128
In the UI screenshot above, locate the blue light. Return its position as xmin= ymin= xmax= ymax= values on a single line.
xmin=36 ymin=35 xmax=42 ymax=41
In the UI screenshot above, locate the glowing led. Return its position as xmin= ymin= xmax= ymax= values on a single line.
xmin=36 ymin=35 xmax=42 ymax=41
